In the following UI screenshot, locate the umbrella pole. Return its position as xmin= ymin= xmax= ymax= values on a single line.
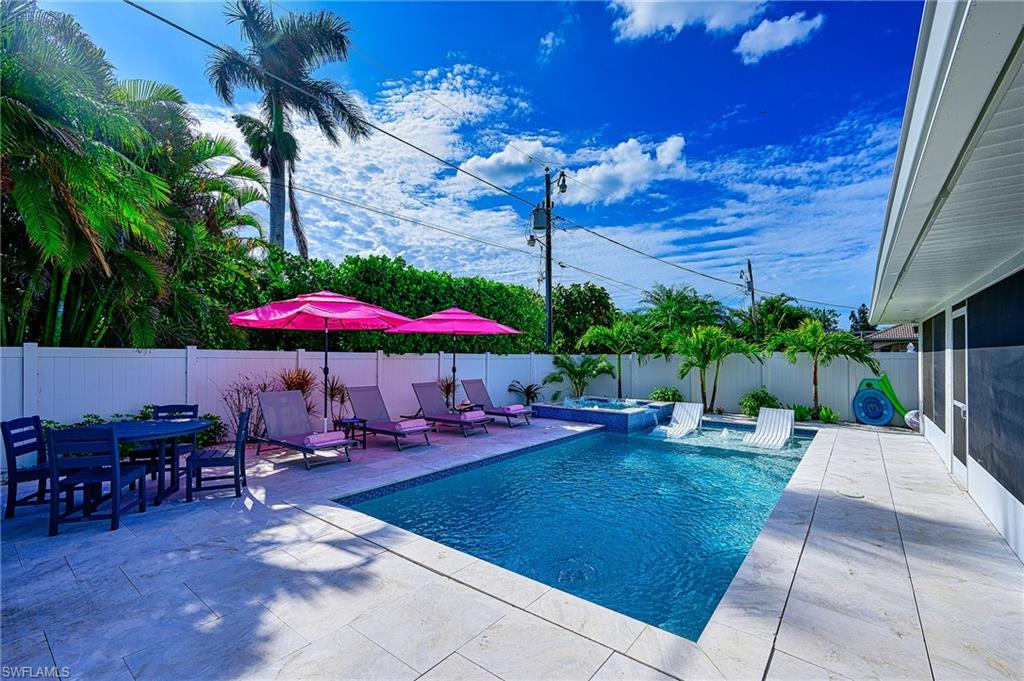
xmin=322 ymin=320 xmax=329 ymax=433
xmin=452 ymin=333 xmax=457 ymax=408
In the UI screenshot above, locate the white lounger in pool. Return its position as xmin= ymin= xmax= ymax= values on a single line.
xmin=743 ymin=407 xmax=795 ymax=449
xmin=663 ymin=402 xmax=704 ymax=438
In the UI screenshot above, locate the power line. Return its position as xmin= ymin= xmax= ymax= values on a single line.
xmin=124 ymin=0 xmax=857 ymax=311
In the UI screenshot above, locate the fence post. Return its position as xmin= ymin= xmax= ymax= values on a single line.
xmin=296 ymin=348 xmax=305 ymax=371
xmin=22 ymin=342 xmax=38 ymax=418
xmin=185 ymin=345 xmax=199 ymax=405
xmin=485 ymin=352 xmax=491 ymax=385
xmin=529 ymin=353 xmax=536 ymax=385
xmin=376 ymin=350 xmax=384 ymax=384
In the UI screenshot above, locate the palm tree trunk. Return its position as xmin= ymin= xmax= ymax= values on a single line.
xmin=616 ymin=353 xmax=623 ymax=398
xmin=812 ymin=360 xmax=819 ymax=413
xmin=51 ymin=267 xmax=72 ymax=346
xmin=15 ymin=261 xmax=44 ymax=344
xmin=268 ymin=98 xmax=286 ymax=250
xmin=699 ymin=368 xmax=708 ymax=411
xmin=710 ymin=360 xmax=721 ymax=412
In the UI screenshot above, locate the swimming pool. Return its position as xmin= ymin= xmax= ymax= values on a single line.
xmin=339 ymin=426 xmax=811 ymax=640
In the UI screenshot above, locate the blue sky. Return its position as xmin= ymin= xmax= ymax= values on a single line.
xmin=50 ymin=1 xmax=923 ymax=316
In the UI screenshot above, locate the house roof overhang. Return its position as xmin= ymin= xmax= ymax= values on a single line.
xmin=870 ymin=1 xmax=1024 ymax=324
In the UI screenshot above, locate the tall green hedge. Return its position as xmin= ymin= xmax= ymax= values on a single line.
xmin=230 ymin=249 xmax=547 ymax=354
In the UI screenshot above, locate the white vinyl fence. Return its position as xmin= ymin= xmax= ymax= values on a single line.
xmin=0 ymin=343 xmax=918 ymax=468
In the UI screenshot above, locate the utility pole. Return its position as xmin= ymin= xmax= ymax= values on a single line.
xmin=544 ymin=168 xmax=553 ymax=352
xmin=741 ymin=259 xmax=758 ymax=341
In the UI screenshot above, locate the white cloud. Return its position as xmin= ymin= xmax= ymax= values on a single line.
xmin=608 ymin=0 xmax=764 ymax=41
xmin=560 ymin=136 xmax=688 ymax=205
xmin=538 ymin=30 xmax=565 ymax=63
xmin=459 ymin=139 xmax=565 ymax=188
xmin=734 ymin=12 xmax=825 ymax=64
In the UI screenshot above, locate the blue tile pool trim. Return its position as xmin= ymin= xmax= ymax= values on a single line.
xmin=532 ymin=401 xmax=674 ymax=433
xmin=334 ymin=427 xmax=604 ymax=506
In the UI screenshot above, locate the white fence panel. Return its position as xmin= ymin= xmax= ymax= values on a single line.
xmin=378 ymin=354 xmax=440 ymax=417
xmin=707 ymin=356 xmax=766 ymax=413
xmin=1 ymin=347 xmax=24 ymax=426
xmin=37 ymin=348 xmax=186 ymax=424
xmin=485 ymin=354 xmax=533 ymax=405
xmin=195 ymin=350 xmax=298 ymax=422
xmin=632 ymin=356 xmax=684 ymax=400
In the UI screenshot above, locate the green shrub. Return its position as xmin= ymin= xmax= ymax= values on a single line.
xmin=739 ymin=387 xmax=782 ymax=417
xmin=816 ymin=405 xmax=840 ymax=423
xmin=789 ymin=404 xmax=813 ymax=421
xmin=649 ymin=386 xmax=684 ymax=402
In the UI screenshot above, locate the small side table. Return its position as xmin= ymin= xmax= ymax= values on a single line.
xmin=333 ymin=418 xmax=367 ymax=449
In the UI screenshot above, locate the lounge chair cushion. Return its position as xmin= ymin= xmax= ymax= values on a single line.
xmin=461 ymin=410 xmax=487 ymax=421
xmin=502 ymin=404 xmax=526 ymax=414
xmin=303 ymin=431 xmax=355 ymax=448
xmin=395 ymin=418 xmax=429 ymax=432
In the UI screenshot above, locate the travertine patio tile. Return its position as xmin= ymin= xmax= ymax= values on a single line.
xmin=46 ymin=584 xmax=216 ymax=678
xmin=261 ymin=565 xmax=406 ymax=641
xmin=626 ymin=625 xmax=724 ymax=680
xmin=452 ymin=559 xmax=550 ymax=609
xmin=350 ymin=580 xmax=509 ymax=672
xmin=591 ymin=652 xmax=679 ymax=681
xmin=697 ymin=621 xmax=773 ymax=680
xmin=280 ymin=529 xmax=386 ymax=572
xmin=0 ymin=631 xmax=55 ymax=671
xmin=459 ymin=610 xmax=611 ymax=681
xmin=125 ymin=604 xmax=308 ymax=681
xmin=764 ymin=650 xmax=851 ymax=680
xmin=418 ymin=653 xmax=501 ymax=681
xmin=344 ymin=515 xmax=422 ymax=549
xmin=774 ymin=594 xmax=931 ymax=680
xmin=526 ymin=589 xmax=645 ymax=653
xmin=244 ymin=626 xmax=417 ymax=681
xmin=391 ymin=537 xmax=479 ymax=575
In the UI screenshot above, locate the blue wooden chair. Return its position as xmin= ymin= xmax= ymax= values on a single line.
xmin=186 ymin=410 xmax=249 ymax=502
xmin=1 ymin=416 xmax=50 ymax=518
xmin=47 ymin=426 xmax=146 ymax=536
xmin=125 ymin=404 xmax=198 ymax=482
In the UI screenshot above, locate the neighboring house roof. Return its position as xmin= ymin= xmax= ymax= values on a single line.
xmin=869 ymin=1 xmax=1024 ymax=324
xmin=865 ymin=323 xmax=918 ymax=342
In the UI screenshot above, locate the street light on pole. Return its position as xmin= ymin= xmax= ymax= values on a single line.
xmin=530 ymin=167 xmax=567 ymax=352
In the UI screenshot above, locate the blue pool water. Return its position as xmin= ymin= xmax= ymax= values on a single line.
xmin=343 ymin=427 xmax=810 ymax=640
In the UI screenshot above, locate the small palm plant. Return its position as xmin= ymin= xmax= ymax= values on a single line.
xmin=543 ymin=354 xmax=615 ymax=401
xmin=768 ymin=319 xmax=880 ymax=416
xmin=669 ymin=325 xmax=759 ymax=412
xmin=578 ymin=318 xmax=643 ymax=398
xmin=508 ymin=380 xmax=544 ymax=405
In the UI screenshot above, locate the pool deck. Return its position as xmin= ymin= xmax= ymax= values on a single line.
xmin=1 ymin=419 xmax=1021 ymax=680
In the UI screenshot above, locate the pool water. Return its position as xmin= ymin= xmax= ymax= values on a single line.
xmin=343 ymin=427 xmax=810 ymax=640
xmin=561 ymin=398 xmax=642 ymax=409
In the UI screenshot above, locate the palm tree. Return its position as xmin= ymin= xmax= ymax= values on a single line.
xmin=642 ymin=284 xmax=725 ymax=335
xmin=669 ymin=325 xmax=758 ymax=412
xmin=1 ymin=1 xmax=171 ymax=345
xmin=768 ymin=319 xmax=880 ymax=415
xmin=543 ymin=354 xmax=615 ymax=401
xmin=207 ymin=0 xmax=370 ymax=257
xmin=578 ymin=318 xmax=643 ymax=398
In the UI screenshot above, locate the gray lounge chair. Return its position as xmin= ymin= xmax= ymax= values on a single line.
xmin=348 ymin=386 xmax=433 ymax=451
xmin=411 ymin=382 xmax=492 ymax=437
xmin=256 ymin=391 xmax=355 ymax=470
xmin=462 ymin=379 xmax=532 ymax=427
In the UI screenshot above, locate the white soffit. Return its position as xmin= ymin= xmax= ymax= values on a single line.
xmin=871 ymin=2 xmax=1024 ymax=324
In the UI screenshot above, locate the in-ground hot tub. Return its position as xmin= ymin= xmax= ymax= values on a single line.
xmin=531 ymin=397 xmax=673 ymax=433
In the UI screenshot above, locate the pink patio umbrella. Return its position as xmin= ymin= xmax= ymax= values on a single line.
xmin=386 ymin=307 xmax=520 ymax=390
xmin=230 ymin=291 xmax=412 ymax=431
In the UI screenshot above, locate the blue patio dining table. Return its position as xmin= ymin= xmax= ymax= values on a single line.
xmin=102 ymin=418 xmax=211 ymax=505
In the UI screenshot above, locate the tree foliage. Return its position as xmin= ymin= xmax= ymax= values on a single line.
xmin=668 ymin=325 xmax=759 ymax=412
xmin=542 ymin=355 xmax=615 ymax=401
xmin=553 ymin=282 xmax=617 ymax=353
xmin=578 ymin=317 xmax=644 ymax=398
xmin=207 ymin=0 xmax=369 ymax=257
xmin=767 ymin=319 xmax=880 ymax=413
